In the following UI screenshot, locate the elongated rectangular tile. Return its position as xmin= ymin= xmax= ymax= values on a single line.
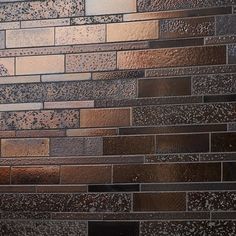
xmin=36 ymin=185 xmax=87 ymax=193
xmin=133 ymin=193 xmax=186 ymax=211
xmin=113 ymin=163 xmax=221 ymax=183
xmin=41 ymin=73 xmax=91 ymax=82
xmin=1 ymin=138 xmax=49 ymax=157
xmin=107 ymin=21 xmax=158 ymax=42
xmin=44 ymin=101 xmax=94 ymax=109
xmin=0 ymin=109 xmax=80 ymax=130
xmin=229 ymin=45 xmax=236 ymax=64
xmin=6 ymin=28 xmax=54 ymax=48
xmin=0 ymin=75 xmax=40 ymax=85
xmin=124 ymin=6 xmax=232 ymax=21
xmin=0 ymin=58 xmax=15 ymax=76
xmin=80 ymin=108 xmax=131 ymax=128
xmin=141 ymin=221 xmax=236 ymax=236
xmin=11 ymin=166 xmax=60 ymax=184
xmin=88 ymin=222 xmax=139 ymax=236
xmin=0 ymin=22 xmax=20 ymax=30
xmin=160 ymin=17 xmax=214 ymax=39
xmin=138 ymin=77 xmax=191 ymax=97
xmin=66 ymin=128 xmax=117 ymax=137
xmin=133 ymin=103 xmax=236 ymax=126
xmin=0 ymin=0 xmax=85 ymax=22
xmin=205 ymin=35 xmax=236 ymax=45
xmin=0 ymin=193 xmax=131 ymax=212
xmin=156 ymin=134 xmax=209 ymax=153
xmin=137 ymin=0 xmax=236 ymax=12
xmin=21 ymin=18 xmax=70 ymax=28
xmin=85 ymin=0 xmax=136 ymax=15
xmin=88 ymin=184 xmax=139 ymax=192
xmin=0 ymin=31 xmax=5 ymax=49
xmin=16 ymin=130 xmax=65 ymax=138
xmin=66 ymin=52 xmax=116 ymax=72
xmin=55 ymin=25 xmax=105 ymax=45
xmin=212 ymin=132 xmax=236 ymax=152
xmin=0 ymin=103 xmax=42 ymax=112
xmin=61 ymin=166 xmax=111 ymax=184
xmin=71 ymin=15 xmax=122 ymax=25
xmin=16 ymin=55 xmax=64 ymax=75
xmin=103 ymin=136 xmax=155 ymax=155
xmin=118 ymin=46 xmax=226 ymax=69
xmin=192 ymin=74 xmax=236 ymax=95
xmin=216 ymin=15 xmax=236 ymax=35
xmin=50 ymin=137 xmax=103 ymax=156
xmin=188 ymin=192 xmax=236 ymax=211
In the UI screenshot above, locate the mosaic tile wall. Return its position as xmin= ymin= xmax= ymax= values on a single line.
xmin=0 ymin=0 xmax=235 ymax=235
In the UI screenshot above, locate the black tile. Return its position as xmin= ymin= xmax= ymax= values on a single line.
xmin=204 ymin=94 xmax=236 ymax=103
xmin=223 ymin=162 xmax=236 ymax=181
xmin=88 ymin=184 xmax=140 ymax=192
xmin=88 ymin=222 xmax=139 ymax=236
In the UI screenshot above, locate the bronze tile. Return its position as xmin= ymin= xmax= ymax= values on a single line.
xmin=1 ymin=138 xmax=49 ymax=157
xmin=113 ymin=163 xmax=221 ymax=183
xmin=212 ymin=132 xmax=236 ymax=152
xmin=61 ymin=166 xmax=111 ymax=184
xmin=138 ymin=77 xmax=191 ymax=97
xmin=66 ymin=128 xmax=117 ymax=137
xmin=16 ymin=130 xmax=65 ymax=138
xmin=36 ymin=185 xmax=87 ymax=193
xmin=11 ymin=166 xmax=59 ymax=184
xmin=156 ymin=134 xmax=209 ymax=153
xmin=103 ymin=136 xmax=155 ymax=155
xmin=118 ymin=46 xmax=226 ymax=69
xmin=133 ymin=193 xmax=186 ymax=211
xmin=80 ymin=108 xmax=131 ymax=128
xmin=0 ymin=167 xmax=10 ymax=184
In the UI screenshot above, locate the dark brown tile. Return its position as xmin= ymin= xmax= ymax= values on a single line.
xmin=212 ymin=212 xmax=236 ymax=220
xmin=36 ymin=185 xmax=87 ymax=193
xmin=133 ymin=192 xmax=186 ymax=211
xmin=212 ymin=132 xmax=236 ymax=152
xmin=204 ymin=94 xmax=236 ymax=103
xmin=103 ymin=136 xmax=155 ymax=155
xmin=52 ymin=212 xmax=103 ymax=220
xmin=223 ymin=162 xmax=236 ymax=181
xmin=119 ymin=124 xmax=227 ymax=135
xmin=16 ymin=129 xmax=65 ymax=138
xmin=88 ymin=222 xmax=139 ymax=236
xmin=138 ymin=77 xmax=191 ymax=97
xmin=160 ymin=17 xmax=214 ymax=39
xmin=113 ymin=163 xmax=221 ymax=183
xmin=11 ymin=166 xmax=60 ymax=185
xmin=0 ymin=186 xmax=35 ymax=193
xmin=0 ymin=167 xmax=10 ymax=184
xmin=61 ymin=166 xmax=111 ymax=184
xmin=149 ymin=38 xmax=204 ymax=49
xmin=88 ymin=184 xmax=140 ymax=192
xmin=118 ymin=46 xmax=226 ymax=70
xmin=156 ymin=134 xmax=209 ymax=153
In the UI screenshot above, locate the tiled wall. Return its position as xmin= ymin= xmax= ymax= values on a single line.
xmin=0 ymin=0 xmax=235 ymax=235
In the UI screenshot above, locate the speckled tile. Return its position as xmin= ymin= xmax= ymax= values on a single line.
xmin=192 ymin=73 xmax=236 ymax=95
xmin=1 ymin=212 xmax=51 ymax=220
xmin=50 ymin=137 xmax=103 ymax=156
xmin=205 ymin=35 xmax=236 ymax=45
xmin=0 ymin=193 xmax=131 ymax=212
xmin=229 ymin=45 xmax=236 ymax=64
xmin=0 ymin=109 xmax=80 ymax=130
xmin=188 ymin=192 xmax=236 ymax=211
xmin=140 ymin=221 xmax=236 ymax=236
xmin=66 ymin=52 xmax=116 ymax=72
xmin=0 ymin=0 xmax=85 ymax=22
xmin=160 ymin=17 xmax=214 ymax=39
xmin=133 ymin=103 xmax=236 ymax=126
xmin=146 ymin=65 xmax=236 ymax=78
xmin=216 ymin=15 xmax=236 ymax=35
xmin=137 ymin=0 xmax=236 ymax=12
xmin=71 ymin=15 xmax=122 ymax=25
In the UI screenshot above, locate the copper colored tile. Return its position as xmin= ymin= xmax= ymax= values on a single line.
xmin=80 ymin=108 xmax=131 ymax=128
xmin=11 ymin=166 xmax=59 ymax=184
xmin=66 ymin=128 xmax=117 ymax=137
xmin=44 ymin=100 xmax=94 ymax=109
xmin=0 ymin=131 xmax=15 ymax=138
xmin=117 ymin=46 xmax=226 ymax=69
xmin=138 ymin=77 xmax=191 ymax=97
xmin=107 ymin=21 xmax=159 ymax=42
xmin=1 ymin=138 xmax=49 ymax=157
xmin=113 ymin=163 xmax=221 ymax=183
xmin=0 ymin=185 xmax=35 ymax=193
xmin=133 ymin=193 xmax=186 ymax=211
xmin=61 ymin=166 xmax=111 ymax=184
xmin=36 ymin=185 xmax=87 ymax=193
xmin=103 ymin=136 xmax=155 ymax=155
xmin=16 ymin=130 xmax=65 ymax=138
xmin=0 ymin=167 xmax=10 ymax=184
